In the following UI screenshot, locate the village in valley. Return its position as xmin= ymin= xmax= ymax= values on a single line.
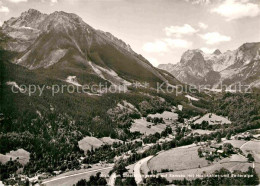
xmin=1 ymin=96 xmax=259 ymax=185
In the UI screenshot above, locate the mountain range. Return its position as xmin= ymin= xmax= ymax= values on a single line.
xmin=1 ymin=9 xmax=179 ymax=89
xmin=159 ymin=42 xmax=260 ymax=89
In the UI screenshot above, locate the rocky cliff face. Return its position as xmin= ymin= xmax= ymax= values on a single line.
xmin=158 ymin=42 xmax=260 ymax=88
xmin=160 ymin=49 xmax=213 ymax=85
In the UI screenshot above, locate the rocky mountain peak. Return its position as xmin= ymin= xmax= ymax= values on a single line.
xmin=236 ymin=42 xmax=260 ymax=65
xmin=213 ymin=49 xmax=221 ymax=55
xmin=239 ymin=42 xmax=260 ymax=51
xmin=23 ymin=9 xmax=43 ymax=16
xmin=3 ymin=9 xmax=92 ymax=33
xmin=159 ymin=42 xmax=260 ymax=88
xmin=3 ymin=9 xmax=47 ymax=30
xmin=180 ymin=49 xmax=204 ymax=65
xmin=41 ymin=11 xmax=88 ymax=32
xmin=50 ymin=10 xmax=82 ymax=21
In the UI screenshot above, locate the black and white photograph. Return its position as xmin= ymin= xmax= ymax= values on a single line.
xmin=0 ymin=0 xmax=260 ymax=185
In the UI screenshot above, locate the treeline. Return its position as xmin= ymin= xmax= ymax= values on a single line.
xmin=212 ymin=92 xmax=260 ymax=125
xmin=82 ymin=141 xmax=143 ymax=164
xmin=146 ymin=116 xmax=164 ymax=124
xmin=0 ymin=113 xmax=84 ymax=176
xmin=74 ymin=172 xmax=107 ymax=186
xmin=115 ymin=177 xmax=137 ymax=186
xmin=0 ymin=160 xmax=22 ymax=180
xmin=143 ymin=126 xmax=172 ymax=144
xmin=190 ymin=120 xmax=230 ymax=130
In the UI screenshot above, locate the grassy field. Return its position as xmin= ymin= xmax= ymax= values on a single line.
xmin=130 ymin=119 xmax=168 ymax=135
xmin=0 ymin=148 xmax=30 ymax=166
xmin=78 ymin=136 xmax=121 ymax=153
xmin=194 ymin=113 xmax=231 ymax=125
xmin=218 ymin=154 xmax=248 ymax=163
xmin=228 ymin=154 xmax=248 ymax=162
xmin=148 ymin=146 xmax=209 ymax=172
xmin=240 ymin=140 xmax=260 ymax=153
xmin=145 ymin=142 xmax=254 ymax=181
xmin=100 ymin=137 xmax=122 ymax=145
xmin=148 ymin=111 xmax=178 ymax=120
xmin=191 ymin=129 xmax=213 ymax=135
xmin=220 ymin=139 xmax=247 ymax=148
xmin=240 ymin=140 xmax=260 ymax=179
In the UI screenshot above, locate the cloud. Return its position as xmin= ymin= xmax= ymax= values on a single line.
xmin=164 ymin=24 xmax=198 ymax=37
xmin=50 ymin=0 xmax=58 ymax=5
xmin=185 ymin=0 xmax=211 ymax=5
xmin=143 ymin=40 xmax=168 ymax=53
xmin=164 ymin=38 xmax=192 ymax=48
xmin=211 ymin=0 xmax=260 ymax=21
xmin=40 ymin=0 xmax=58 ymax=5
xmin=0 ymin=5 xmax=9 ymax=13
xmin=200 ymin=47 xmax=216 ymax=54
xmin=7 ymin=0 xmax=27 ymax=2
xmin=41 ymin=0 xmax=58 ymax=3
xmin=199 ymin=32 xmax=231 ymax=45
xmin=198 ymin=22 xmax=208 ymax=29
xmin=143 ymin=38 xmax=192 ymax=53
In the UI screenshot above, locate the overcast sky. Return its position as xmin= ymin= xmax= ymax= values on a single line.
xmin=0 ymin=0 xmax=260 ymax=66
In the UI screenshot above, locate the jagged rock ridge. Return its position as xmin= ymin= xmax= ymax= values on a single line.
xmin=158 ymin=42 xmax=260 ymax=88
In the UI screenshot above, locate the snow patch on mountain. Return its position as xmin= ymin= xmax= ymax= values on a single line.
xmin=116 ymin=101 xmax=139 ymax=113
xmin=249 ymin=79 xmax=260 ymax=88
xmin=204 ymin=88 xmax=222 ymax=93
xmin=88 ymin=61 xmax=106 ymax=79
xmin=89 ymin=61 xmax=132 ymax=86
xmin=66 ymin=76 xmax=82 ymax=86
xmin=6 ymin=81 xmax=24 ymax=91
xmin=44 ymin=49 xmax=68 ymax=68
xmin=185 ymin=95 xmax=199 ymax=101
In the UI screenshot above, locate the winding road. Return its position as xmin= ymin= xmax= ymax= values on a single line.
xmin=41 ymin=167 xmax=112 ymax=186
xmin=134 ymin=156 xmax=153 ymax=184
xmin=108 ymin=172 xmax=117 ymax=186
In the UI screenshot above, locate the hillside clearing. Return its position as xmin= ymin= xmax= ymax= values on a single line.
xmin=78 ymin=136 xmax=122 ymax=153
xmin=148 ymin=146 xmax=209 ymax=172
xmin=130 ymin=119 xmax=168 ymax=135
xmin=240 ymin=140 xmax=260 ymax=153
xmin=220 ymin=139 xmax=247 ymax=148
xmin=148 ymin=111 xmax=178 ymax=121
xmin=0 ymin=148 xmax=30 ymax=166
xmin=194 ymin=113 xmax=231 ymax=125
